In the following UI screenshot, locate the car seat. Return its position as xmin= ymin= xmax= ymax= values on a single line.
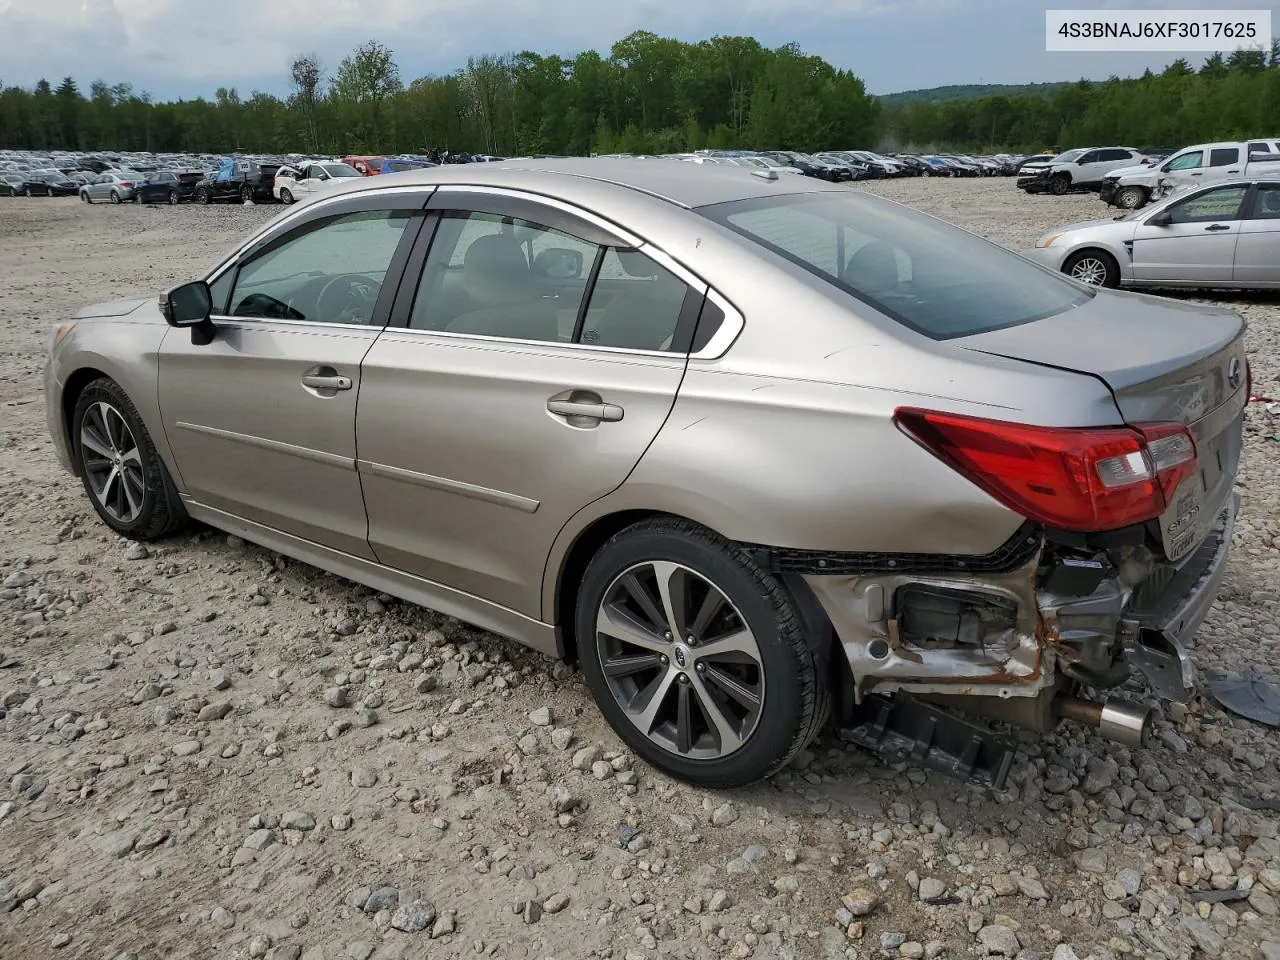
xmin=446 ymin=233 xmax=559 ymax=341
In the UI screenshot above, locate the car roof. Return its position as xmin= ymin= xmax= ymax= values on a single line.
xmin=320 ymin=156 xmax=845 ymax=209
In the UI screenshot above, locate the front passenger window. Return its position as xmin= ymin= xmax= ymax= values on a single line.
xmin=1165 ymin=151 xmax=1203 ymax=172
xmin=227 ymin=210 xmax=413 ymax=324
xmin=1165 ymin=186 xmax=1247 ymax=224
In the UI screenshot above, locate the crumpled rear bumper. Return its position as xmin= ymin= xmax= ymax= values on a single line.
xmin=1120 ymin=493 xmax=1239 ymax=701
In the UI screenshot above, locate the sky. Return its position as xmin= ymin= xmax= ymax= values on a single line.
xmin=0 ymin=0 xmax=1276 ymax=99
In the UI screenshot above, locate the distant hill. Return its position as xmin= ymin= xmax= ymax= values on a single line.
xmin=876 ymin=82 xmax=1070 ymax=107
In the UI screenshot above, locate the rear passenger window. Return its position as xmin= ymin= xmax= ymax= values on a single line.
xmin=1248 ymin=142 xmax=1272 ymax=154
xmin=579 ymin=249 xmax=693 ymax=352
xmin=1250 ymin=185 xmax=1280 ymax=220
xmin=1209 ymin=148 xmax=1240 ymax=167
xmin=410 ymin=211 xmax=596 ymax=342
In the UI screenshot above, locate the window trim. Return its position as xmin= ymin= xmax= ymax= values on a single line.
xmin=210 ymin=208 xmax=426 ymax=330
xmin=203 ymin=184 xmax=435 ymax=288
xmin=426 ymin=185 xmax=641 ymax=248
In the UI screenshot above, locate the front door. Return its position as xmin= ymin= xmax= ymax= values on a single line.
xmin=1234 ymin=182 xmax=1280 ymax=286
xmin=356 ymin=194 xmax=707 ymax=618
xmin=1130 ymin=184 xmax=1248 ymax=283
xmin=159 ymin=206 xmax=421 ymax=558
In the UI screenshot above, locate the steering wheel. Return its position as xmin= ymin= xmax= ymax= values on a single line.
xmin=316 ymin=273 xmax=382 ymax=324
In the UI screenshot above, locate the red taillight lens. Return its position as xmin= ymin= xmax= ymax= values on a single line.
xmin=120 ymin=181 xmax=134 ymax=187
xmin=893 ymin=407 xmax=1196 ymax=532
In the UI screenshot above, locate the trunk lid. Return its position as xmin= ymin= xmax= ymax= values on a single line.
xmin=958 ymin=290 xmax=1246 ymax=561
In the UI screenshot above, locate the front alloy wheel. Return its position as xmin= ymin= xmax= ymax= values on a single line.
xmin=577 ymin=519 xmax=830 ymax=788
xmin=79 ymin=401 xmax=146 ymax=525
xmin=1063 ymin=249 xmax=1119 ymax=288
xmin=72 ymin=377 xmax=186 ymax=540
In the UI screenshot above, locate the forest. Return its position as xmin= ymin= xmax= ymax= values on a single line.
xmin=0 ymin=33 xmax=1278 ymax=157
xmin=0 ymin=32 xmax=877 ymax=157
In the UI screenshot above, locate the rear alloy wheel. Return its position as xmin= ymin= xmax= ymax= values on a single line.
xmin=240 ymin=185 xmax=254 ymax=203
xmin=168 ymin=190 xmax=179 ymax=205
xmin=1115 ymin=186 xmax=1146 ymax=210
xmin=280 ymin=188 xmax=294 ymax=204
xmin=1063 ymin=249 xmax=1119 ymax=288
xmin=110 ymin=190 xmax=121 ymax=204
xmin=80 ymin=191 xmax=90 ymax=203
xmin=197 ymin=188 xmax=211 ymax=205
xmin=576 ymin=518 xmax=830 ymax=788
xmin=24 ymin=186 xmax=33 ymax=197
xmin=1049 ymin=174 xmax=1070 ymax=196
xmin=72 ymin=378 xmax=186 ymax=540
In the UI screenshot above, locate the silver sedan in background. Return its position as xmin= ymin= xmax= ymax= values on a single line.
xmin=79 ymin=170 xmax=143 ymax=203
xmin=44 ymin=159 xmax=1246 ymax=788
xmin=1029 ymin=177 xmax=1280 ymax=289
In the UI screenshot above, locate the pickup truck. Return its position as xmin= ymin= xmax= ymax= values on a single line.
xmin=1100 ymin=139 xmax=1280 ymax=209
xmin=193 ymin=157 xmax=283 ymax=204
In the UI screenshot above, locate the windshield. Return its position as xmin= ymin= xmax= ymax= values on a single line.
xmin=1054 ymin=149 xmax=1086 ymax=163
xmin=699 ymin=192 xmax=1092 ymax=340
xmin=323 ymin=163 xmax=361 ymax=178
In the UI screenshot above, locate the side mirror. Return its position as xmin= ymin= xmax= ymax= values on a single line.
xmin=162 ymin=280 xmax=216 ymax=344
xmin=1147 ymin=211 xmax=1173 ymax=227
xmin=532 ymin=247 xmax=585 ymax=280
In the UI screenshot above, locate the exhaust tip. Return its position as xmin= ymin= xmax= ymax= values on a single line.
xmin=1097 ymin=701 xmax=1153 ymax=748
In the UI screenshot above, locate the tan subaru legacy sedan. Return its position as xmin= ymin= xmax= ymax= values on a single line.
xmin=45 ymin=159 xmax=1246 ymax=788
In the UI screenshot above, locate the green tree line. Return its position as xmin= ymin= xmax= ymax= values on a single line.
xmin=882 ymin=46 xmax=1280 ymax=152
xmin=0 ymin=31 xmax=878 ymax=157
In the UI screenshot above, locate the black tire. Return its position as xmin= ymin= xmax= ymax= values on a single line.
xmin=197 ymin=188 xmax=211 ymax=205
xmin=240 ymin=184 xmax=254 ymax=203
xmin=110 ymin=190 xmax=121 ymax=204
xmin=576 ymin=518 xmax=830 ymax=788
xmin=280 ymin=188 xmax=294 ymax=204
xmin=24 ymin=186 xmax=33 ymax=197
xmin=1063 ymin=249 xmax=1120 ymax=288
xmin=80 ymin=190 xmax=90 ymax=203
xmin=1049 ymin=174 xmax=1070 ymax=196
xmin=168 ymin=189 xmax=179 ymax=205
xmin=1115 ymin=186 xmax=1147 ymax=210
xmin=71 ymin=378 xmax=187 ymax=541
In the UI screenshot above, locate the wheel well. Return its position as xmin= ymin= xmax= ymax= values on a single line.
xmin=554 ymin=510 xmax=668 ymax=664
xmin=1065 ymin=247 xmax=1118 ymax=269
xmin=61 ymin=367 xmax=109 ymax=472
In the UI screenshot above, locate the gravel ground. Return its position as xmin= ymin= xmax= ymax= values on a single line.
xmin=1 ymin=180 xmax=1279 ymax=960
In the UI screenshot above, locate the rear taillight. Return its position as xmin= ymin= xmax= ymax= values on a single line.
xmin=119 ymin=181 xmax=134 ymax=187
xmin=893 ymin=407 xmax=1197 ymax=533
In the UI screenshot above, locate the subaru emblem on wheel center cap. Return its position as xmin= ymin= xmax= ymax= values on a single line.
xmin=673 ymin=645 xmax=687 ymax=668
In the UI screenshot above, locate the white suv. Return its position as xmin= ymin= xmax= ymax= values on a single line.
xmin=1017 ymin=147 xmax=1147 ymax=195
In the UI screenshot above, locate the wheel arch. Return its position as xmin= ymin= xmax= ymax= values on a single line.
xmin=61 ymin=365 xmax=112 ymax=474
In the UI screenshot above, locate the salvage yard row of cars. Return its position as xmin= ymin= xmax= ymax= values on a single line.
xmin=0 ymin=146 xmax=1036 ymax=203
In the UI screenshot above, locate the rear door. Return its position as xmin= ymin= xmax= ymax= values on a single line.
xmin=1234 ymin=182 xmax=1280 ymax=286
xmin=355 ymin=189 xmax=707 ymax=618
xmin=1204 ymin=146 xmax=1243 ymax=182
xmin=1130 ymin=184 xmax=1248 ymax=283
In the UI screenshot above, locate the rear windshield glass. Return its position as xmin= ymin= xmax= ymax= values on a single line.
xmin=698 ymin=192 xmax=1091 ymax=340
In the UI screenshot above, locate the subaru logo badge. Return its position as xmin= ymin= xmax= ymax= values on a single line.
xmin=1227 ymin=356 xmax=1241 ymax=390
xmin=674 ymin=646 xmax=687 ymax=668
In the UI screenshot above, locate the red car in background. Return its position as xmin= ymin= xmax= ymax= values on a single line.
xmin=341 ymin=156 xmax=386 ymax=176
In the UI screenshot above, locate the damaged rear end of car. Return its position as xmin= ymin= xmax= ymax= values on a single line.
xmin=814 ymin=299 xmax=1245 ymax=787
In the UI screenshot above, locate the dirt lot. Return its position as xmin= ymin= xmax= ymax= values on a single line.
xmin=1 ymin=179 xmax=1279 ymax=960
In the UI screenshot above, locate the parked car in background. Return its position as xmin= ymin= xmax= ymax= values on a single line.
xmin=1018 ymin=147 xmax=1147 ymax=195
xmin=1 ymin=172 xmax=27 ymax=195
xmin=18 ymin=170 xmax=80 ymax=196
xmin=46 ymin=158 xmax=1245 ymax=790
xmin=760 ymin=151 xmax=850 ymax=181
xmin=274 ymin=161 xmax=362 ymax=203
xmin=1029 ymin=177 xmax=1280 ymax=288
xmin=79 ymin=170 xmax=142 ymax=203
xmin=1100 ymin=139 xmax=1280 ymax=209
xmin=135 ymin=171 xmax=204 ymax=204
xmin=381 ymin=157 xmax=440 ymax=174
xmin=814 ymin=152 xmax=871 ymax=179
xmin=342 ymin=155 xmax=387 ymax=176
xmin=194 ymin=157 xmax=282 ymax=204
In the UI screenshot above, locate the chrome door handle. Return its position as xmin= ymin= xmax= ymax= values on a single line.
xmin=547 ymin=399 xmax=624 ymax=422
xmin=302 ymin=374 xmax=352 ymax=390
